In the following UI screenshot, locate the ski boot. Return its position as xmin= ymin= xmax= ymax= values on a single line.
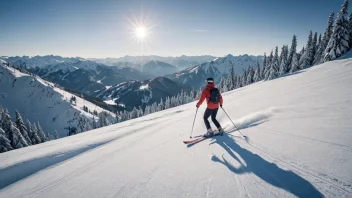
xmin=203 ymin=128 xmax=214 ymax=138
xmin=216 ymin=127 xmax=224 ymax=136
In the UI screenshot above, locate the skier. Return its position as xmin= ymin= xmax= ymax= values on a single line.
xmin=196 ymin=77 xmax=224 ymax=137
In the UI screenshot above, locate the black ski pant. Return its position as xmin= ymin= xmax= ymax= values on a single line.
xmin=204 ymin=108 xmax=221 ymax=130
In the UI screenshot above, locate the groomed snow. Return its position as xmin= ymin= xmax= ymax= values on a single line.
xmin=0 ymin=58 xmax=352 ymax=197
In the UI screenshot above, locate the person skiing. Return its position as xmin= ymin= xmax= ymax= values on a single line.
xmin=196 ymin=77 xmax=224 ymax=137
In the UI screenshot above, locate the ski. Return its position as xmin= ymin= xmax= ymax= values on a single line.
xmin=183 ymin=131 xmax=224 ymax=145
xmin=183 ymin=137 xmax=205 ymax=144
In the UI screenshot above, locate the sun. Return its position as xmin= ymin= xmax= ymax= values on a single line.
xmin=135 ymin=26 xmax=147 ymax=40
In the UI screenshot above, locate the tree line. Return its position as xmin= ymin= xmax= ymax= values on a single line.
xmin=0 ymin=107 xmax=54 ymax=153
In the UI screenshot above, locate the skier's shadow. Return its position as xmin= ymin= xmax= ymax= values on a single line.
xmin=210 ymin=134 xmax=324 ymax=198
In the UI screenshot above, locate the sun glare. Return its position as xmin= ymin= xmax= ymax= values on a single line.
xmin=135 ymin=27 xmax=147 ymax=40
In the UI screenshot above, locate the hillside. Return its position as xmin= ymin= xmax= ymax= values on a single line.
xmin=0 ymin=63 xmax=115 ymax=138
xmin=0 ymin=57 xmax=351 ymax=197
xmin=98 ymin=77 xmax=191 ymax=110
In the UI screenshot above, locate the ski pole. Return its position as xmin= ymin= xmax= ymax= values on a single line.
xmin=221 ymin=107 xmax=247 ymax=138
xmin=190 ymin=108 xmax=198 ymax=138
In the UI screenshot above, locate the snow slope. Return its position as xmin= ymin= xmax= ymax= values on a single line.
xmin=0 ymin=64 xmax=115 ymax=138
xmin=0 ymin=57 xmax=352 ymax=197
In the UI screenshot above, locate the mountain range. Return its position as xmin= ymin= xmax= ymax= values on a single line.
xmin=166 ymin=54 xmax=263 ymax=88
xmin=89 ymin=55 xmax=216 ymax=70
xmin=1 ymin=54 xmax=262 ymax=110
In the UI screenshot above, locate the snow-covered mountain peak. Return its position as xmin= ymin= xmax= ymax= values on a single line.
xmin=167 ymin=54 xmax=263 ymax=88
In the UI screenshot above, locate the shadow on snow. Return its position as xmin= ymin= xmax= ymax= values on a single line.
xmin=208 ymin=133 xmax=323 ymax=198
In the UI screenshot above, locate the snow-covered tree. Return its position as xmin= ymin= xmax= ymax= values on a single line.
xmin=15 ymin=111 xmax=32 ymax=145
xmin=290 ymin=52 xmax=300 ymax=73
xmin=76 ymin=117 xmax=92 ymax=133
xmin=99 ymin=111 xmax=110 ymax=127
xmin=287 ymin=35 xmax=298 ymax=68
xmin=300 ymin=31 xmax=314 ymax=69
xmin=267 ymin=46 xmax=280 ymax=80
xmin=324 ymin=0 xmax=350 ymax=62
xmin=348 ymin=12 xmax=352 ymax=47
xmin=129 ymin=107 xmax=138 ymax=119
xmin=37 ymin=122 xmax=47 ymax=142
xmin=219 ymin=76 xmax=227 ymax=92
xmin=264 ymin=50 xmax=274 ymax=80
xmin=227 ymin=63 xmax=236 ymax=90
xmin=253 ymin=62 xmax=261 ymax=82
xmin=138 ymin=106 xmax=144 ymax=117
xmin=1 ymin=109 xmax=28 ymax=148
xmin=317 ymin=34 xmax=322 ymax=50
xmin=246 ymin=66 xmax=254 ymax=85
xmin=261 ymin=53 xmax=267 ymax=78
xmin=279 ymin=45 xmax=289 ymax=75
xmin=241 ymin=69 xmax=247 ymax=85
xmin=27 ymin=121 xmax=41 ymax=144
xmin=236 ymin=75 xmax=242 ymax=88
xmin=314 ymin=12 xmax=335 ymax=65
xmin=0 ymin=127 xmax=13 ymax=153
xmin=313 ymin=32 xmax=318 ymax=57
xmin=164 ymin=97 xmax=171 ymax=110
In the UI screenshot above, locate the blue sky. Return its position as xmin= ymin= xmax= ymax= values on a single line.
xmin=0 ymin=0 xmax=346 ymax=58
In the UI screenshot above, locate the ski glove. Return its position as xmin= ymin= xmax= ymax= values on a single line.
xmin=196 ymin=105 xmax=199 ymax=108
xmin=220 ymin=105 xmax=223 ymax=108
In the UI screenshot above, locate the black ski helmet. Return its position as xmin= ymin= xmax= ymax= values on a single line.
xmin=206 ymin=77 xmax=214 ymax=84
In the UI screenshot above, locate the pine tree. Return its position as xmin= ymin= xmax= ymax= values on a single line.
xmin=267 ymin=46 xmax=280 ymax=80
xmin=298 ymin=47 xmax=305 ymax=69
xmin=313 ymin=32 xmax=318 ymax=56
xmin=0 ymin=127 xmax=13 ymax=153
xmin=219 ymin=76 xmax=227 ymax=92
xmin=287 ymin=35 xmax=298 ymax=67
xmin=15 ymin=111 xmax=32 ymax=145
xmin=164 ymin=97 xmax=171 ymax=109
xmin=314 ymin=12 xmax=335 ymax=65
xmin=253 ymin=62 xmax=261 ymax=82
xmin=246 ymin=67 xmax=254 ymax=85
xmin=228 ymin=64 xmax=236 ymax=90
xmin=264 ymin=50 xmax=274 ymax=80
xmin=317 ymin=34 xmax=322 ymax=50
xmin=37 ymin=122 xmax=47 ymax=142
xmin=236 ymin=75 xmax=241 ymax=88
xmin=261 ymin=53 xmax=267 ymax=78
xmin=138 ymin=106 xmax=144 ymax=117
xmin=1 ymin=109 xmax=28 ymax=148
xmin=290 ymin=52 xmax=300 ymax=73
xmin=99 ymin=112 xmax=109 ymax=127
xmin=279 ymin=45 xmax=289 ymax=75
xmin=324 ymin=0 xmax=350 ymax=62
xmin=27 ymin=120 xmax=41 ymax=144
xmin=348 ymin=12 xmax=352 ymax=47
xmin=76 ymin=117 xmax=92 ymax=133
xmin=300 ymin=31 xmax=314 ymax=69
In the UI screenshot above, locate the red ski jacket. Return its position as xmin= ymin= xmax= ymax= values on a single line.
xmin=196 ymin=83 xmax=223 ymax=109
